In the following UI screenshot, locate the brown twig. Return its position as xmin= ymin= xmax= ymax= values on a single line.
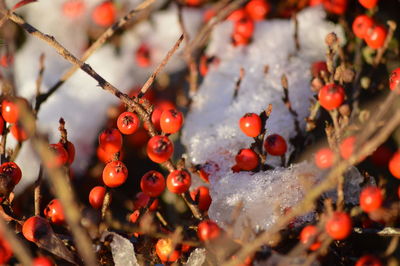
xmin=233 ymin=67 xmax=245 ymax=100
xmin=35 ymin=53 xmax=45 ymax=98
xmin=34 ymin=165 xmax=43 ymax=216
xmin=34 ymin=0 xmax=156 ymax=113
xmin=138 ymin=34 xmax=184 ymax=99
xmin=293 ymin=13 xmax=300 ymax=52
xmin=373 ymin=21 xmax=397 ymax=67
xmin=101 ymin=189 xmax=112 ymax=220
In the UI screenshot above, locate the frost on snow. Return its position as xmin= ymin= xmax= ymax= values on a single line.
xmin=181 ymin=6 xmax=348 ymax=236
xmin=101 ymin=232 xmax=139 ymax=266
xmin=7 ymin=0 xmax=203 ymax=192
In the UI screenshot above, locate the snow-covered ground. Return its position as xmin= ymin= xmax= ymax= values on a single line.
xmin=181 ymin=6 xmax=347 ymax=236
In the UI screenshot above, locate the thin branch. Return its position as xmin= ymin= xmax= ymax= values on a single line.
xmin=138 ymin=34 xmax=184 ymax=98
xmin=34 ymin=165 xmax=43 ymax=216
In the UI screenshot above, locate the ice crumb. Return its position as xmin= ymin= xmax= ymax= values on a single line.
xmin=101 ymin=231 xmax=139 ymax=266
xmin=185 ymin=248 xmax=206 ymax=266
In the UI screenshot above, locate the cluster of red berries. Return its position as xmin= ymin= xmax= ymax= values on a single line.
xmin=352 ymin=15 xmax=387 ymax=49
xmin=234 ymin=112 xmax=287 ymax=171
xmin=227 ymin=0 xmax=270 ymax=46
xmin=1 ymin=97 xmax=31 ymax=142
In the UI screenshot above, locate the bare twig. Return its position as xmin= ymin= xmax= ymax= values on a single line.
xmin=34 ymin=166 xmax=43 ymax=216
xmin=373 ymin=21 xmax=397 ymax=66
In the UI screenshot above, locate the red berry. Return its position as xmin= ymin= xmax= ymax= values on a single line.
xmin=264 ymin=134 xmax=287 ymax=156
xmin=318 ymin=83 xmax=345 ymax=110
xmin=197 ymin=161 xmax=219 ymax=183
xmin=311 ymin=61 xmax=328 ymax=78
xmin=309 ymin=0 xmax=324 ymax=6
xmin=10 ymin=123 xmax=29 ymax=141
xmin=339 ymin=136 xmax=356 ymax=160
xmin=22 ymin=216 xmax=51 ymax=242
xmin=0 ymin=161 xmax=22 ymax=185
xmin=140 ymin=170 xmax=165 ymax=197
xmin=197 ymin=220 xmax=221 ymax=241
xmin=299 ymin=225 xmax=321 ymax=251
xmin=129 ymin=209 xmax=140 ymax=223
xmin=47 ymin=143 xmax=69 ymax=168
xmin=146 ymin=136 xmax=174 ymax=163
xmin=227 ymin=8 xmax=247 ymax=22
xmin=97 ymin=146 xmax=122 ymax=164
xmin=155 ymin=238 xmax=181 ymax=262
xmin=185 ymin=0 xmax=202 ymax=6
xmin=239 ymin=113 xmax=262 ymax=138
xmin=102 ymin=161 xmax=128 ymax=188
xmin=117 ymin=112 xmax=140 ymax=135
xmin=0 ymin=235 xmax=12 ymax=265
xmin=151 ymin=101 xmax=176 ymax=131
xmin=325 ymin=211 xmax=352 ymax=240
xmin=232 ymin=32 xmax=250 ymax=46
xmin=62 ymin=0 xmax=85 ymax=18
xmin=323 ymin=0 xmax=348 ymax=15
xmin=352 ymin=15 xmax=375 ymax=40
xmin=370 ymin=145 xmax=392 ymax=167
xmin=136 ymin=43 xmax=151 ymax=67
xmin=365 ymin=25 xmax=387 ymax=49
xmin=245 ymin=0 xmax=270 ymax=21
xmin=315 ymin=148 xmax=334 ymax=169
xmin=360 ymin=186 xmax=383 ymax=213
xmin=1 ymin=98 xmax=22 ymax=123
xmin=389 ymin=68 xmax=400 ymax=91
xmin=160 ymin=109 xmax=184 ymax=134
xmin=203 ymin=8 xmax=216 ymax=23
xmin=98 ymin=128 xmax=122 ymax=154
xmin=167 ymin=170 xmax=192 ymax=194
xmin=190 ymin=186 xmax=212 ymax=211
xmin=235 ymin=149 xmax=259 ymax=171
xmin=0 ymin=54 xmax=13 ymax=68
xmin=92 ymin=1 xmax=116 ymax=27
xmin=389 ymin=151 xmax=400 ymax=178
xmin=89 ymin=186 xmax=107 ymax=209
xmin=133 ymin=192 xmax=159 ymax=211
xmin=359 ymin=0 xmax=379 ymax=9
xmin=234 ymin=17 xmax=254 ymax=39
xmin=355 ymin=255 xmax=382 ymax=266
xmin=44 ymin=199 xmax=65 ymax=225
xmin=33 ymin=256 xmax=54 ymax=266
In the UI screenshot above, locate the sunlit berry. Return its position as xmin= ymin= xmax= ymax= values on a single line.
xmin=60 ymin=141 xmax=76 ymax=165
xmin=234 ymin=17 xmax=254 ymax=39
xmin=352 ymin=15 xmax=374 ymax=39
xmin=160 ymin=109 xmax=184 ymax=134
xmin=47 ymin=143 xmax=69 ymax=168
xmin=318 ymin=83 xmax=345 ymax=111
xmin=89 ymin=186 xmax=107 ymax=209
xmin=359 ymin=0 xmax=379 ymax=9
xmin=190 ymin=186 xmax=212 ymax=211
xmin=98 ymin=128 xmax=122 ymax=154
xmin=44 ymin=199 xmax=65 ymax=225
xmin=315 ymin=148 xmax=334 ymax=169
xmin=10 ymin=123 xmax=29 ymax=141
xmin=227 ymin=8 xmax=247 ymax=22
xmin=365 ymin=25 xmax=387 ymax=49
xmin=325 ymin=211 xmax=352 ymax=240
xmin=232 ymin=32 xmax=250 ymax=46
xmin=239 ymin=113 xmax=262 ymax=138
xmin=389 ymin=151 xmax=400 ymax=179
xmin=299 ymin=225 xmax=321 ymax=251
xmin=151 ymin=101 xmax=176 ymax=131
xmin=1 ymin=98 xmax=24 ymax=124
xmin=197 ymin=220 xmax=221 ymax=241
xmin=92 ymin=1 xmax=116 ymax=27
xmin=0 ymin=54 xmax=13 ymax=68
xmin=360 ymin=186 xmax=383 ymax=213
xmin=146 ymin=136 xmax=174 ymax=163
xmin=102 ymin=160 xmax=128 ymax=188
xmin=264 ymin=134 xmax=287 ymax=156
xmin=0 ymin=161 xmax=22 ymax=185
xmin=97 ymin=146 xmax=122 ymax=164
xmin=235 ymin=149 xmax=259 ymax=171
xmin=389 ymin=68 xmax=400 ymax=92
xmin=245 ymin=0 xmax=270 ymax=21
xmin=140 ymin=170 xmax=165 ymax=197
xmin=22 ymin=216 xmax=51 ymax=242
xmin=167 ymin=170 xmax=191 ymax=194
xmin=117 ymin=112 xmax=140 ymax=135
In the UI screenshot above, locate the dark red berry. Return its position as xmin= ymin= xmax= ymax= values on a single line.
xmin=264 ymin=134 xmax=287 ymax=156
